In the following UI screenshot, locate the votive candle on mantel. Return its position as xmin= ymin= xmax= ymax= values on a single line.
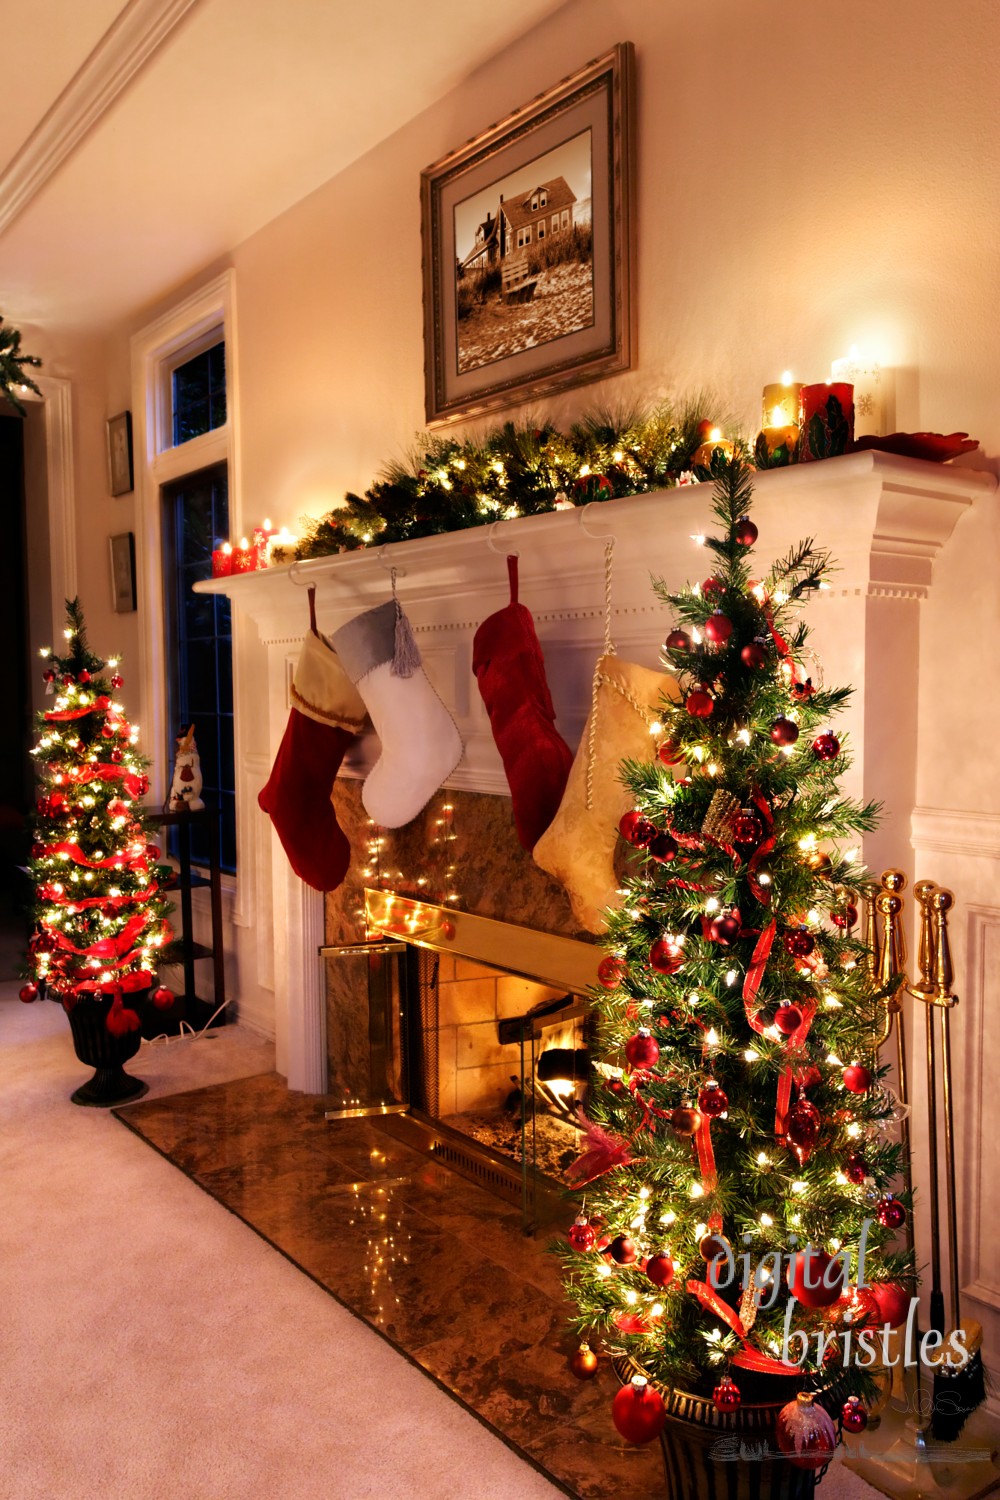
xmin=269 ymin=527 xmax=299 ymax=564
xmin=830 ymin=348 xmax=885 ymax=436
xmin=211 ymin=541 xmax=233 ymax=578
xmin=755 ymin=425 xmax=799 ymax=468
xmin=761 ymin=372 xmax=803 ymax=430
xmin=231 ymin=537 xmax=256 ymax=574
xmin=797 ymin=382 xmax=854 ymax=462
xmin=252 ymin=517 xmax=279 ymax=569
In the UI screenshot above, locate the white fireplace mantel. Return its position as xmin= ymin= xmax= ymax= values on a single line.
xmin=197 ymin=450 xmax=995 ymax=1092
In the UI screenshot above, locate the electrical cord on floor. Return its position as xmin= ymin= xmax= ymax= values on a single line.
xmin=143 ymin=996 xmax=232 ymax=1045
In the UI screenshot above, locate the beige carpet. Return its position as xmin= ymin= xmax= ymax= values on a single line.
xmin=1 ymin=985 xmax=887 ymax=1499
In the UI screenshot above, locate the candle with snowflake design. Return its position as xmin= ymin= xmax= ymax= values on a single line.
xmin=831 ymin=349 xmax=885 ymax=436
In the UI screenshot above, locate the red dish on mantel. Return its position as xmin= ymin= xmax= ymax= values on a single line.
xmin=852 ymin=431 xmax=979 ymax=462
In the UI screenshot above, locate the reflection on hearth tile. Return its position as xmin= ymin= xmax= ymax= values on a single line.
xmin=522 ymin=1390 xmax=664 ymax=1500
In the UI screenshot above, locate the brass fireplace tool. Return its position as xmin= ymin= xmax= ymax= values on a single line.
xmin=870 ymin=870 xmax=985 ymax=1442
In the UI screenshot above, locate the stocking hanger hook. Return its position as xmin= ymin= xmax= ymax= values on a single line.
xmin=377 ymin=545 xmax=405 ymax=578
xmin=578 ymin=501 xmax=617 ymax=546
xmin=287 ymin=560 xmax=312 ymax=587
xmin=487 ymin=520 xmax=519 ymax=558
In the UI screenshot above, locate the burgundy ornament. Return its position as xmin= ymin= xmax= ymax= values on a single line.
xmin=785 ymin=1097 xmax=822 ymax=1165
xmin=869 ymin=1281 xmax=911 ymax=1329
xmin=741 ymin=642 xmax=767 ymax=669
xmin=625 ymin=1028 xmax=660 ymax=1070
xmin=78 ymin=669 xmax=91 ymax=684
xmin=774 ymin=1000 xmax=803 ymax=1035
xmin=19 ymin=983 xmax=39 ymax=1004
xmin=713 ymin=1376 xmax=741 ymax=1412
xmin=844 ymin=1154 xmax=868 ymax=1185
xmin=42 ymin=668 xmax=56 ymax=684
xmin=568 ymin=1216 xmax=597 ymax=1252
xmin=619 ymin=810 xmax=656 ymax=847
xmin=783 ymin=927 xmax=815 ymax=958
xmin=704 ymin=611 xmax=733 ymax=644
xmin=776 ymin=1392 xmax=837 ymax=1471
xmin=812 ymin=732 xmax=841 ymax=762
xmin=877 ymin=1195 xmax=907 ymax=1230
xmin=843 ymin=1062 xmax=873 ymax=1094
xmin=150 ymin=986 xmax=175 ymax=1011
xmin=597 ymin=955 xmax=627 ymax=990
xmin=656 ymin=739 xmax=683 ymax=766
xmin=732 ymin=813 xmax=763 ymax=846
xmin=709 ymin=913 xmax=741 ymax=946
xmin=649 ymin=937 xmax=684 ymax=975
xmin=734 ymin=517 xmax=758 ymax=547
xmin=832 ymin=904 xmax=858 ymax=929
xmin=841 ymin=1396 xmax=868 ymax=1435
xmin=703 ymin=577 xmax=726 ymax=597
xmin=770 ymin=715 xmax=800 ymax=746
xmin=110 ymin=749 xmax=124 ymax=763
xmin=612 ymin=1376 xmax=666 ymax=1445
xmin=788 ymin=1247 xmax=847 ymax=1308
xmin=686 ymin=689 xmax=714 ymax=719
xmin=665 ymin=629 xmax=692 ymax=652
xmin=61 ymin=673 xmax=74 ymax=686
xmin=669 ymin=1104 xmax=702 ymax=1137
xmin=698 ymin=1080 xmax=728 ymax=1117
xmin=645 ymin=1252 xmax=675 ymax=1288
xmin=609 ymin=1234 xmax=638 ymax=1265
xmin=699 ymin=1232 xmax=732 ymax=1265
xmin=110 ymin=674 xmax=124 ymax=689
xmin=647 ymin=831 xmax=679 ymax=864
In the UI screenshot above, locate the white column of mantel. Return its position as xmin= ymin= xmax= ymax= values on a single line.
xmin=196 ymin=452 xmax=995 ymax=1090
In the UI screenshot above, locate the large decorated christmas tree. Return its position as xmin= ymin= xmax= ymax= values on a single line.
xmin=562 ymin=459 xmax=915 ymax=1457
xmin=20 ymin=601 xmax=174 ymax=1031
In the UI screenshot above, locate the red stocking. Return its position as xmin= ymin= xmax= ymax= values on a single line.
xmin=473 ymin=554 xmax=573 ymax=851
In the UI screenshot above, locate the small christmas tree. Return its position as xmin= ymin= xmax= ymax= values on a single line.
xmin=20 ymin=600 xmax=174 ymax=1030
xmin=562 ymin=458 xmax=914 ymax=1436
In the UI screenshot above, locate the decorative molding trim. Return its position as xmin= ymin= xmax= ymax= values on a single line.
xmin=911 ymin=807 xmax=1000 ymax=862
xmin=0 ymin=0 xmax=202 ymax=235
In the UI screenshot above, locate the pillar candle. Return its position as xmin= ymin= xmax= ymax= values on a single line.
xmin=211 ymin=542 xmax=233 ymax=578
xmin=761 ymin=374 xmax=803 ymax=430
xmin=252 ymin=517 xmax=279 ymax=569
xmin=797 ymin=383 xmax=854 ymax=462
xmin=231 ymin=537 xmax=256 ymax=574
xmin=691 ymin=429 xmax=735 ymax=468
xmin=754 ymin=425 xmax=799 ymax=468
xmin=269 ymin=527 xmax=299 ymax=564
xmin=830 ymin=351 xmax=885 ymax=436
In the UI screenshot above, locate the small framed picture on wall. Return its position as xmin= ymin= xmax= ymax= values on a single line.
xmin=107 ymin=410 xmax=134 ymax=496
xmin=109 ymin=532 xmax=136 ymax=612
xmin=420 ymin=43 xmax=635 ymax=426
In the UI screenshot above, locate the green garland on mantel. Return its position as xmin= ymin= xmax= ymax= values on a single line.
xmin=294 ymin=399 xmax=741 ymax=558
xmin=0 ymin=315 xmax=42 ymax=415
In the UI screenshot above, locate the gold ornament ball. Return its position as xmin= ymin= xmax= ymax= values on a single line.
xmin=569 ymin=1343 xmax=599 ymax=1380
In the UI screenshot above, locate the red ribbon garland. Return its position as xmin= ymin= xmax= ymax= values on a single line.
xmin=57 ymin=764 xmax=145 ymax=798
xmin=686 ymin=1279 xmax=801 ymax=1375
xmin=39 ymin=882 xmax=159 ymax=912
xmin=42 ymin=841 xmax=149 ymax=872
xmin=51 ymin=912 xmax=148 ymax=960
xmin=44 ymin=695 xmax=111 ymax=723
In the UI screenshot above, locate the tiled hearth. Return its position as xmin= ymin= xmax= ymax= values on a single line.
xmin=115 ymin=1072 xmax=663 ymax=1500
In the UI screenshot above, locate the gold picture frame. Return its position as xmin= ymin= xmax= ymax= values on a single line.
xmin=109 ymin=532 xmax=136 ymax=613
xmin=421 ymin=43 xmax=635 ymax=426
xmin=107 ymin=410 xmax=133 ymax=496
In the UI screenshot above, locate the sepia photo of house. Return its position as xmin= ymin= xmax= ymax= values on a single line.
xmin=454 ymin=155 xmax=594 ymax=374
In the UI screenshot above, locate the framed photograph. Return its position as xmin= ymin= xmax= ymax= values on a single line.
xmin=107 ymin=410 xmax=133 ymax=496
xmin=109 ymin=532 xmax=136 ymax=613
xmin=421 ymin=43 xmax=635 ymax=426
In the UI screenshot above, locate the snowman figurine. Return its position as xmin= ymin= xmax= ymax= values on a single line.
xmin=168 ymin=724 xmax=205 ymax=812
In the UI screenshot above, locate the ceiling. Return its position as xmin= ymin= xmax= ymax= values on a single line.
xmin=0 ymin=0 xmax=566 ymax=335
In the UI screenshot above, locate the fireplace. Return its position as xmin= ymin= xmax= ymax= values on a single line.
xmin=321 ymin=887 xmax=601 ymax=1224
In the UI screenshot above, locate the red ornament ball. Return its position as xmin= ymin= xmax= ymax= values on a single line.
xmin=812 ymin=732 xmax=841 ymax=762
xmin=657 ymin=739 xmax=683 ymax=766
xmin=649 ymin=937 xmax=684 ymax=975
xmin=612 ymin=1376 xmax=666 ymax=1445
xmin=110 ymin=749 xmax=124 ymax=763
xmin=698 ymin=1080 xmax=728 ymax=1117
xmin=732 ymin=813 xmax=763 ymax=845
xmin=704 ymin=611 xmax=733 ymax=644
xmin=741 ymin=642 xmax=767 ymax=669
xmin=844 ymin=1154 xmax=868 ymax=1185
xmin=151 ymin=986 xmax=176 ymax=1011
xmin=869 ymin=1282 xmax=911 ymax=1329
xmin=783 ymin=927 xmax=815 ymax=958
xmin=568 ymin=1216 xmax=597 ymax=1252
xmin=709 ymin=913 xmax=741 ymax=946
xmin=703 ymin=577 xmax=726 ymax=596
xmin=665 ymin=629 xmax=692 ymax=652
xmin=686 ymin=689 xmax=714 ymax=719
xmin=110 ymin=673 xmax=124 ymax=689
xmin=31 ymin=842 xmax=46 ymax=859
xmin=42 ymin=668 xmax=56 ymax=683
xmin=699 ymin=1232 xmax=732 ymax=1266
xmin=877 ymin=1195 xmax=907 ymax=1230
xmin=597 ymin=955 xmax=627 ymax=989
xmin=713 ymin=1376 xmax=741 ymax=1412
xmin=619 ymin=810 xmax=656 ymax=847
xmin=841 ymin=1396 xmax=868 ymax=1435
xmin=770 ymin=715 xmax=800 ymax=746
xmin=832 ymin=904 xmax=859 ymax=929
xmin=569 ymin=1344 xmax=599 ymax=1380
xmin=785 ymin=1097 xmax=822 ymax=1165
xmin=843 ymin=1063 xmax=873 ymax=1094
xmin=19 ymin=983 xmax=39 ymax=1004
xmin=78 ymin=669 xmax=91 ymax=683
xmin=788 ymin=1248 xmax=846 ymax=1308
xmin=776 ymin=1393 xmax=837 ymax=1471
xmin=61 ymin=673 xmax=74 ymax=686
xmin=774 ymin=1000 xmax=803 ymax=1035
xmin=647 ymin=831 xmax=679 ymax=864
xmin=669 ymin=1105 xmax=702 ymax=1137
xmin=609 ymin=1234 xmax=638 ymax=1266
xmin=625 ymin=1028 xmax=660 ymax=1069
xmin=734 ymin=517 xmax=758 ymax=547
xmin=644 ymin=1252 xmax=675 ymax=1288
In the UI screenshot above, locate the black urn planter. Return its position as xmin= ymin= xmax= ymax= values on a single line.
xmin=64 ymin=991 xmax=149 ymax=1107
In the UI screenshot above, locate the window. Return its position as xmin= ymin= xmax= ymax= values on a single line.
xmin=530 ymin=194 xmax=538 ymax=210
xmin=163 ymin=462 xmax=236 ymax=872
xmin=551 ymin=214 xmax=560 ymax=234
xmin=517 ymin=225 xmax=532 ymax=248
xmin=172 ymin=340 xmax=226 ymax=446
xmin=538 ymin=222 xmax=545 ymax=239
xmin=561 ymin=209 xmax=571 ymax=229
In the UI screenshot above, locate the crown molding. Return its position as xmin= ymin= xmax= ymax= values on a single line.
xmin=0 ymin=0 xmax=202 ymax=236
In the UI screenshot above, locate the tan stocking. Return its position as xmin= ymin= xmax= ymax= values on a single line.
xmin=533 ymin=655 xmax=679 ymax=934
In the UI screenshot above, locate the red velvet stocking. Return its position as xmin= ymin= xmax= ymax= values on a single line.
xmin=473 ymin=554 xmax=573 ymax=851
xmin=258 ymin=710 xmax=354 ymax=892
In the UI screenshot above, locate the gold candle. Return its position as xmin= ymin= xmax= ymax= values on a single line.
xmin=754 ymin=425 xmax=799 ymax=468
xmin=761 ymin=372 xmax=803 ymax=430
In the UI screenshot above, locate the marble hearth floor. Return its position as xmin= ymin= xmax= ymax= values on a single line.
xmin=114 ymin=1071 xmax=662 ymax=1500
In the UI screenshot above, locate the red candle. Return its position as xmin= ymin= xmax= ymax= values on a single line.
xmin=797 ymin=383 xmax=854 ymax=462
xmin=211 ymin=542 xmax=233 ymax=578
xmin=231 ymin=537 xmax=256 ymax=574
xmin=252 ymin=517 xmax=278 ymax=570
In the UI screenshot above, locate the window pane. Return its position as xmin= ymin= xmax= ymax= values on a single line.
xmin=172 ymin=341 xmax=227 ymax=447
